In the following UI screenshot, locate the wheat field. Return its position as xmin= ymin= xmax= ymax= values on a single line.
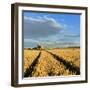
xmin=24 ymin=48 xmax=80 ymax=77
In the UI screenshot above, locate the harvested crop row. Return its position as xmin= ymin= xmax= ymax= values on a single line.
xmin=48 ymin=48 xmax=80 ymax=68
xmin=24 ymin=50 xmax=40 ymax=73
xmin=32 ymin=50 xmax=75 ymax=77
xmin=46 ymin=50 xmax=80 ymax=75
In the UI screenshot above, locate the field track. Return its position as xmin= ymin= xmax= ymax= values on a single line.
xmin=24 ymin=52 xmax=41 ymax=77
xmin=24 ymin=49 xmax=80 ymax=77
xmin=45 ymin=50 xmax=80 ymax=75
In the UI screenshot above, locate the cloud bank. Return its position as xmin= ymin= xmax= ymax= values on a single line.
xmin=24 ymin=14 xmax=80 ymax=48
xmin=24 ymin=16 xmax=63 ymax=39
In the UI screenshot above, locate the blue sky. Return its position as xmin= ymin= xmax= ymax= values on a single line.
xmin=23 ymin=11 xmax=80 ymax=48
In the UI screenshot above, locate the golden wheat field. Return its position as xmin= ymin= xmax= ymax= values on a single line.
xmin=24 ymin=48 xmax=80 ymax=77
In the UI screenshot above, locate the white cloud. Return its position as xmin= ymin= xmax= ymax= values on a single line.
xmin=24 ymin=16 xmax=45 ymax=23
xmin=24 ymin=16 xmax=63 ymax=39
xmin=64 ymin=34 xmax=80 ymax=37
xmin=24 ymin=38 xmax=39 ymax=43
xmin=24 ymin=15 xmax=63 ymax=28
